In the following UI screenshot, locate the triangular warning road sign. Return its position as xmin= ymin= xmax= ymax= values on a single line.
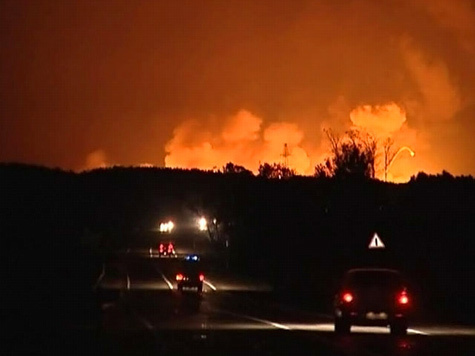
xmin=369 ymin=233 xmax=385 ymax=249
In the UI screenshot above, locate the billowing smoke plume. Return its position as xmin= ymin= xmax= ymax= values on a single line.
xmin=401 ymin=39 xmax=462 ymax=122
xmin=165 ymin=110 xmax=312 ymax=174
xmin=350 ymin=103 xmax=407 ymax=136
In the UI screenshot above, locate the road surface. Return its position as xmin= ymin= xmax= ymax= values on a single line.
xmin=6 ymin=244 xmax=474 ymax=356
xmin=85 ymin=251 xmax=475 ymax=355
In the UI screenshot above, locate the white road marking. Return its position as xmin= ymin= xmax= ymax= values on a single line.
xmin=417 ymin=326 xmax=475 ymax=336
xmin=408 ymin=328 xmax=429 ymax=335
xmin=278 ymin=323 xmax=430 ymax=336
xmin=126 ymin=274 xmax=131 ymax=290
xmin=215 ymin=309 xmax=291 ymax=330
xmin=204 ymin=280 xmax=217 ymax=291
xmin=158 ymin=271 xmax=174 ymax=290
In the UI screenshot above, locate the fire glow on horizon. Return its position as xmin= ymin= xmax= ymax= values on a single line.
xmin=4 ymin=2 xmax=472 ymax=179
xmin=160 ymin=36 xmax=465 ymax=182
xmin=162 ymin=103 xmax=419 ymax=182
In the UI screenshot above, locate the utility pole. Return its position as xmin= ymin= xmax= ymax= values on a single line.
xmin=281 ymin=143 xmax=290 ymax=168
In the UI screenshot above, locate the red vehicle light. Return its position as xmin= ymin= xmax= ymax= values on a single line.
xmin=398 ymin=292 xmax=409 ymax=305
xmin=342 ymin=292 xmax=354 ymax=303
xmin=199 ymin=274 xmax=205 ymax=282
xmin=176 ymin=273 xmax=184 ymax=281
xmin=159 ymin=244 xmax=164 ymax=252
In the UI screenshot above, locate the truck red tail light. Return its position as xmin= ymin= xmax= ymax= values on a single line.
xmin=176 ymin=273 xmax=183 ymax=281
xmin=342 ymin=292 xmax=354 ymax=303
xmin=199 ymin=274 xmax=205 ymax=282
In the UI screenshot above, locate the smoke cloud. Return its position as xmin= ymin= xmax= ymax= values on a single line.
xmin=165 ymin=110 xmax=312 ymax=174
xmin=350 ymin=103 xmax=407 ymax=137
xmin=401 ymin=39 xmax=462 ymax=122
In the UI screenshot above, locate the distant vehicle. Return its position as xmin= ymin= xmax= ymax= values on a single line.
xmin=159 ymin=220 xmax=175 ymax=233
xmin=152 ymin=242 xmax=176 ymax=258
xmin=185 ymin=254 xmax=200 ymax=262
xmin=176 ymin=260 xmax=204 ymax=293
xmin=334 ymin=268 xmax=412 ymax=335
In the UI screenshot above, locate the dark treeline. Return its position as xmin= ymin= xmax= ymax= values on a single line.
xmin=1 ymin=163 xmax=475 ymax=325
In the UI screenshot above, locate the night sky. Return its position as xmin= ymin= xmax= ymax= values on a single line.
xmin=1 ymin=0 xmax=474 ymax=181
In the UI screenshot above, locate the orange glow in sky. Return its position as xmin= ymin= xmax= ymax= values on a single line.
xmin=1 ymin=1 xmax=474 ymax=181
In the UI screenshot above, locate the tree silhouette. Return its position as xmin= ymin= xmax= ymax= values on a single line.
xmin=222 ymin=162 xmax=253 ymax=176
xmin=258 ymin=162 xmax=295 ymax=179
xmin=315 ymin=129 xmax=376 ymax=179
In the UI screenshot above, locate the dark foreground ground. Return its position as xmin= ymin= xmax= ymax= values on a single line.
xmin=3 ymin=248 xmax=475 ymax=356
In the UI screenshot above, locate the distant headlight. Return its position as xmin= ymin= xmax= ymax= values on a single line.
xmin=159 ymin=220 xmax=174 ymax=233
xmin=185 ymin=254 xmax=200 ymax=261
xmin=198 ymin=217 xmax=207 ymax=231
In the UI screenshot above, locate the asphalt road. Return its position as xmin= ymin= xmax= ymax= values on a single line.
xmin=90 ymin=251 xmax=475 ymax=356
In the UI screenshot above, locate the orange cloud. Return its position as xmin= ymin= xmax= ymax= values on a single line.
xmin=164 ymin=110 xmax=312 ymax=174
xmin=163 ymin=35 xmax=467 ymax=182
xmin=350 ymin=103 xmax=407 ymax=137
xmin=401 ymin=39 xmax=462 ymax=122
xmin=334 ymin=101 xmax=421 ymax=181
xmin=221 ymin=109 xmax=262 ymax=142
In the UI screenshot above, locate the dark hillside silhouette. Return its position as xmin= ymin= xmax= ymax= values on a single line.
xmin=1 ymin=163 xmax=475 ymax=326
